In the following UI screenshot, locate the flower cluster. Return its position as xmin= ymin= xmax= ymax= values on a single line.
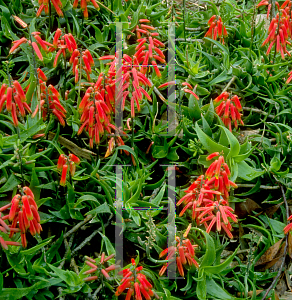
xmin=37 ymin=0 xmax=64 ymax=17
xmin=5 ymin=187 xmax=41 ymax=248
xmin=78 ymin=84 xmax=114 ymax=148
xmin=257 ymin=0 xmax=292 ymax=19
xmin=57 ymin=153 xmax=80 ymax=186
xmin=158 ymin=81 xmax=199 ymax=100
xmin=73 ymin=0 xmax=100 ymax=18
xmin=32 ymin=77 xmax=67 ymax=126
xmin=159 ymin=226 xmax=199 ymax=278
xmin=105 ymin=135 xmax=129 ymax=158
xmin=10 ymin=32 xmax=54 ymax=61
xmin=0 ymin=203 xmax=22 ymax=250
xmin=98 ymin=53 xmax=152 ymax=118
xmin=83 ymin=252 xmax=119 ymax=281
xmin=261 ymin=1 xmax=292 ymax=59
xmin=214 ymin=92 xmax=244 ymax=131
xmin=116 ymin=258 xmax=159 ymax=300
xmin=204 ymin=15 xmax=228 ymax=44
xmin=50 ymin=29 xmax=78 ymax=67
xmin=70 ymin=48 xmax=94 ymax=83
xmin=132 ymin=19 xmax=166 ymax=78
xmin=196 ymin=198 xmax=238 ymax=238
xmin=177 ymin=152 xmax=238 ymax=238
xmin=0 ymin=81 xmax=32 ymax=127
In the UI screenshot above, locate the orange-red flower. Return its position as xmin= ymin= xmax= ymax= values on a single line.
xmin=98 ymin=54 xmax=152 ymax=118
xmin=132 ymin=19 xmax=165 ymax=77
xmin=116 ymin=259 xmax=159 ymax=299
xmin=196 ymin=199 xmax=238 ymax=238
xmin=261 ymin=7 xmax=292 ymax=59
xmin=49 ymin=30 xmax=79 ymax=67
xmin=205 ymin=15 xmax=227 ymax=44
xmin=177 ymin=153 xmax=238 ymax=238
xmin=13 ymin=16 xmax=28 ymax=28
xmin=9 ymin=33 xmax=53 ymax=61
xmin=57 ymin=153 xmax=81 ymax=186
xmin=0 ymin=81 xmax=32 ymax=127
xmin=284 ymin=215 xmax=292 ymax=234
xmin=83 ymin=253 xmax=118 ymax=281
xmin=214 ymin=92 xmax=244 ymax=131
xmin=31 ymin=78 xmax=67 ymax=126
xmin=182 ymin=82 xmax=199 ymax=100
xmin=72 ymin=0 xmax=100 ymax=18
xmin=159 ymin=228 xmax=199 ymax=278
xmin=5 ymin=186 xmax=42 ymax=248
xmin=37 ymin=0 xmax=64 ymax=17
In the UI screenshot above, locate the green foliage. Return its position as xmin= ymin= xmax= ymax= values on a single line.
xmin=0 ymin=0 xmax=291 ymax=299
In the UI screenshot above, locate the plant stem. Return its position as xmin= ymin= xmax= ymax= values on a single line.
xmin=236 ymin=183 xmax=279 ymax=189
xmin=222 ymin=76 xmax=236 ymax=93
xmin=243 ymin=107 xmax=275 ymax=118
xmin=131 ymin=117 xmax=134 ymax=148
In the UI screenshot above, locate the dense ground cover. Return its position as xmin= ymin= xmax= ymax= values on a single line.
xmin=0 ymin=0 xmax=292 ymax=299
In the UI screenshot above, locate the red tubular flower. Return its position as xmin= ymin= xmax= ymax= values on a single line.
xmin=160 ymin=233 xmax=198 ymax=276
xmin=83 ymin=253 xmax=118 ymax=282
xmin=9 ymin=37 xmax=28 ymax=54
xmin=22 ymin=196 xmax=33 ymax=221
xmin=32 ymin=79 xmax=66 ymax=126
xmin=125 ymin=288 xmax=134 ymax=300
xmin=69 ymin=154 xmax=80 ymax=164
xmin=13 ymin=16 xmax=28 ymax=28
xmin=215 ymin=92 xmax=243 ymax=131
xmin=206 ymin=152 xmax=220 ymax=161
xmin=134 ymin=282 xmax=142 ymax=300
xmin=60 ymin=164 xmax=68 ymax=186
xmin=57 ymin=154 xmax=67 ymax=170
xmin=84 ymin=276 xmax=98 ymax=282
xmin=205 ymin=15 xmax=227 ymax=43
xmin=13 ymin=81 xmax=26 ymax=101
xmin=2 ymin=187 xmax=41 ymax=248
xmin=284 ymin=215 xmax=292 ymax=234
xmin=11 ymin=103 xmax=18 ymax=126
xmin=6 ymin=87 xmax=12 ymax=112
xmin=31 ymin=42 xmax=43 ymax=61
xmin=197 ymin=199 xmax=238 ymax=238
xmin=184 ymin=88 xmax=199 ymax=100
xmin=0 ymin=237 xmax=8 ymax=250
xmin=257 ymin=0 xmax=269 ymax=8
xmin=116 ymin=259 xmax=157 ymax=298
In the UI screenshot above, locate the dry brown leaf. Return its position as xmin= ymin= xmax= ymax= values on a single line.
xmin=257 ymin=241 xmax=286 ymax=271
xmin=254 ymin=202 xmax=284 ymax=218
xmin=265 ymin=202 xmax=284 ymax=217
xmin=235 ymin=198 xmax=261 ymax=219
xmin=236 ymin=290 xmax=263 ymax=297
xmin=288 ymin=233 xmax=292 ymax=259
xmin=255 ymin=238 xmax=283 ymax=266
xmin=48 ymin=132 xmax=96 ymax=160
